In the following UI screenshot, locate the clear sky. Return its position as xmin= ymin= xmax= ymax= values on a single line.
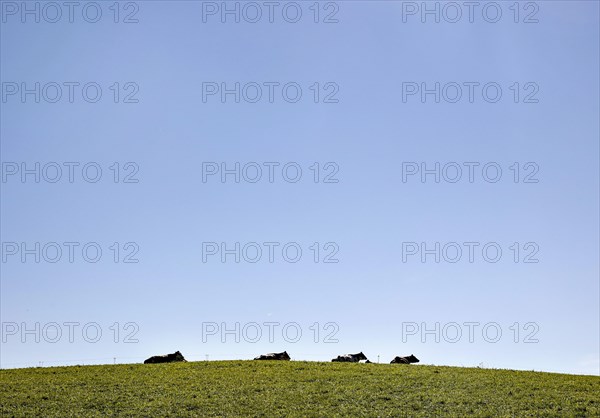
xmin=1 ymin=1 xmax=598 ymax=375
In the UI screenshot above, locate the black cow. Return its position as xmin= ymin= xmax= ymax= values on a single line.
xmin=254 ymin=351 xmax=291 ymax=361
xmin=391 ymin=354 xmax=419 ymax=364
xmin=144 ymin=351 xmax=187 ymax=364
xmin=332 ymin=352 xmax=368 ymax=362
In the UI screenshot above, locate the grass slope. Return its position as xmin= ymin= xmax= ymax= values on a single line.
xmin=1 ymin=361 xmax=598 ymax=417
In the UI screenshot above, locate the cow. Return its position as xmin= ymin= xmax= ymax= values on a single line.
xmin=254 ymin=351 xmax=291 ymax=361
xmin=390 ymin=354 xmax=419 ymax=364
xmin=143 ymin=351 xmax=187 ymax=364
xmin=331 ymin=352 xmax=368 ymax=362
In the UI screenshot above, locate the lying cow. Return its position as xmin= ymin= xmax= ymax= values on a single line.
xmin=254 ymin=351 xmax=291 ymax=361
xmin=331 ymin=352 xmax=368 ymax=362
xmin=390 ymin=354 xmax=419 ymax=364
xmin=144 ymin=350 xmax=187 ymax=364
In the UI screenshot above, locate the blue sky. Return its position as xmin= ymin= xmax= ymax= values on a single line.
xmin=1 ymin=1 xmax=598 ymax=375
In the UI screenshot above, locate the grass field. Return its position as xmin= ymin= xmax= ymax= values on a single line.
xmin=1 ymin=361 xmax=598 ymax=417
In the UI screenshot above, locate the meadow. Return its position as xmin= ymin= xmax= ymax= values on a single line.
xmin=1 ymin=360 xmax=598 ymax=417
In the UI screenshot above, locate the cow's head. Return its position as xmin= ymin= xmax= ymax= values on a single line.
xmin=281 ymin=351 xmax=290 ymax=360
xmin=357 ymin=352 xmax=367 ymax=361
xmin=406 ymin=354 xmax=419 ymax=363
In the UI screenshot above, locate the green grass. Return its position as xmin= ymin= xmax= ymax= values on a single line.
xmin=1 ymin=361 xmax=598 ymax=417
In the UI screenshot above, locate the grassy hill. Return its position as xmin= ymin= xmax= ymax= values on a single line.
xmin=1 ymin=361 xmax=598 ymax=417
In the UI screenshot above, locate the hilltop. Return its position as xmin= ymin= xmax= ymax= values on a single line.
xmin=1 ymin=361 xmax=598 ymax=416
